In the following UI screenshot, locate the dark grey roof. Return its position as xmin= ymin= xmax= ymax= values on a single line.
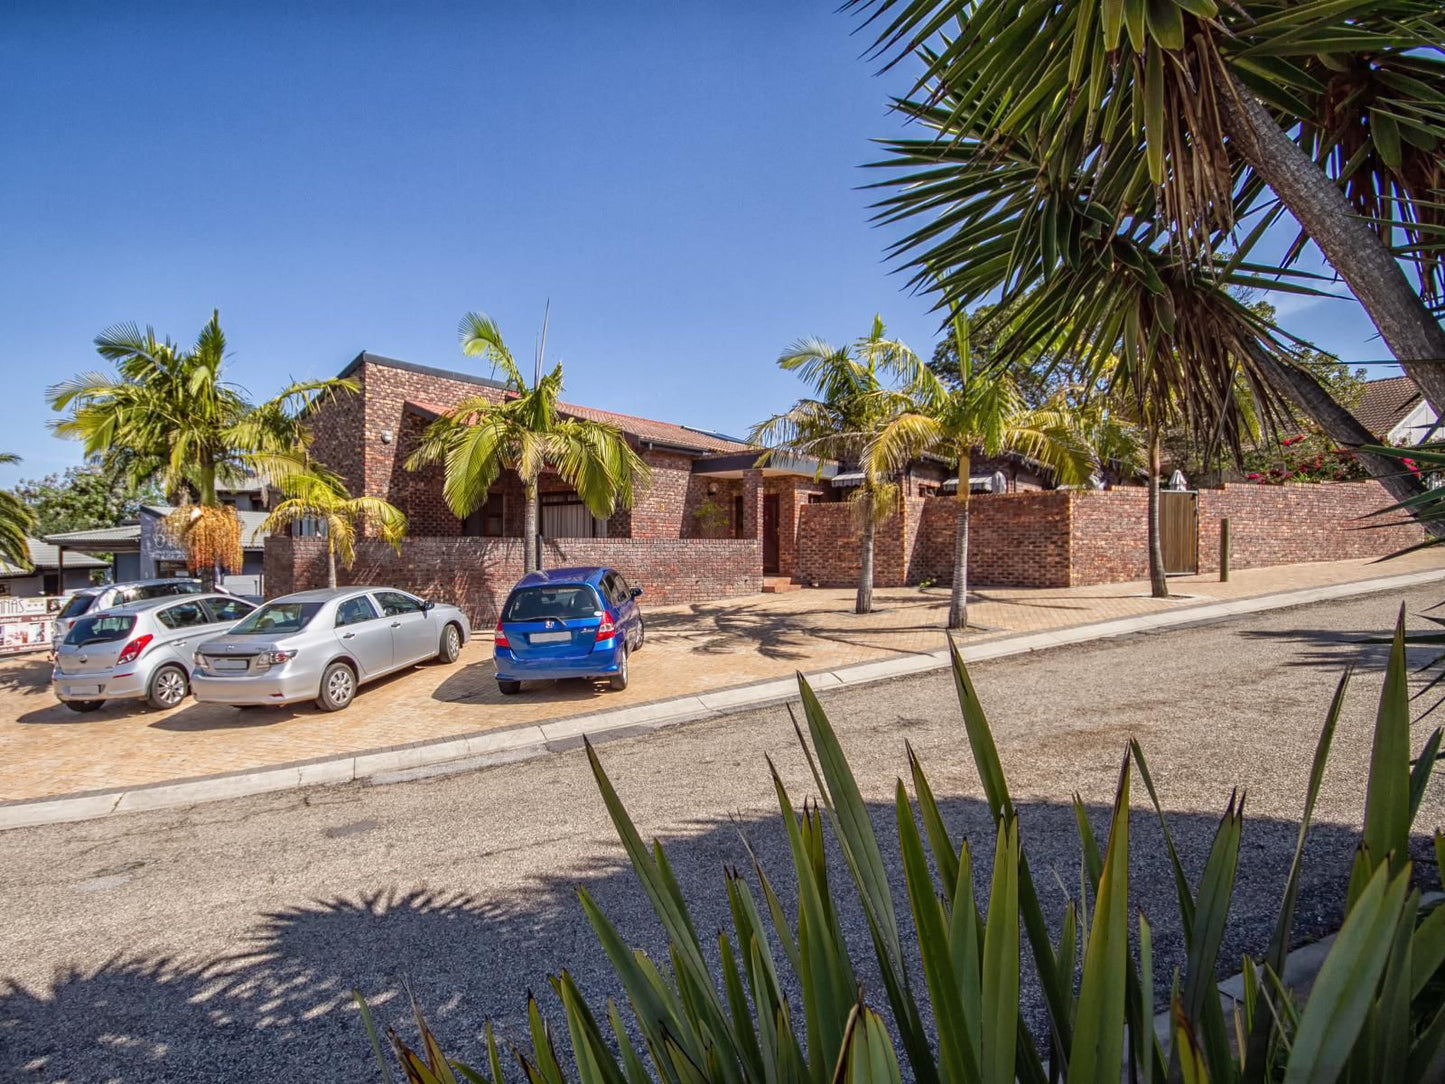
xmin=1354 ymin=375 xmax=1424 ymax=440
xmin=0 ymin=539 xmax=111 ymax=577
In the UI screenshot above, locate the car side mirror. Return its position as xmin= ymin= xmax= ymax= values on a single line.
xmin=422 ymin=599 xmax=436 ymax=611
xmin=629 ymin=587 xmax=643 ymax=598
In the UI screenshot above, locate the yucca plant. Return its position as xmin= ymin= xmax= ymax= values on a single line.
xmin=363 ymin=607 xmax=1444 ymax=1084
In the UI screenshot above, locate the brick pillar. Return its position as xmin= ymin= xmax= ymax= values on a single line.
xmin=742 ymin=469 xmax=764 ymax=540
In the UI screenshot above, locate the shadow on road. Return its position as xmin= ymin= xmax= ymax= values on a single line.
xmin=0 ymin=789 xmax=1404 ymax=1082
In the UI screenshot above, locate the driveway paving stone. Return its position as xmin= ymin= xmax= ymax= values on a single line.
xmin=2 ymin=551 xmax=1442 ymax=801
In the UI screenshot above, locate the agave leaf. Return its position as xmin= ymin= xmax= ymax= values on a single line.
xmin=1129 ymin=738 xmax=1196 ymax=941
xmin=1412 ymin=902 xmax=1445 ymax=999
xmin=831 ymin=1003 xmax=903 ymax=1084
xmin=906 ymin=742 xmax=960 ymax=892
xmin=718 ymin=932 xmax=765 ymax=1084
xmin=1073 ymin=794 xmax=1105 ymax=887
xmin=1409 ymin=727 xmax=1443 ymax=827
xmin=1362 ymin=608 xmax=1413 ymax=880
xmin=896 ymin=780 xmax=981 ymax=1083
xmin=527 ymin=994 xmax=566 ymax=1084
xmin=487 ymin=1023 xmax=507 ymax=1084
xmin=1067 ymin=754 xmax=1131 ymax=1084
xmin=1132 ymin=915 xmax=1154 ymax=1084
xmin=981 ymin=815 xmax=1021 ymax=1084
xmin=1408 ymin=993 xmax=1445 ymax=1081
xmin=1173 ymin=998 xmax=1211 ymax=1084
xmin=555 ymin=972 xmax=628 ymax=1084
xmin=949 ymin=837 xmax=983 ymax=1048
xmin=1182 ymin=792 xmax=1244 ymax=1079
xmin=792 ymin=681 xmax=937 ymax=1083
xmin=1375 ymin=890 xmax=1419 ymax=1083
xmin=1282 ymin=863 xmax=1412 ymax=1084
xmin=950 ymin=642 xmax=1074 ymax=1057
xmin=353 ymin=990 xmax=398 ymax=1084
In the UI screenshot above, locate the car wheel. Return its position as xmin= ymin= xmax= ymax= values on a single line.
xmin=497 ymin=679 xmax=522 ymax=696
xmin=146 ymin=664 xmax=190 ymax=710
xmin=64 ymin=700 xmax=104 ymax=713
xmin=632 ymin=617 xmax=644 ymax=652
xmin=437 ymin=622 xmax=463 ymax=664
xmin=609 ymin=647 xmax=629 ymax=691
xmin=316 ymin=661 xmax=357 ymax=712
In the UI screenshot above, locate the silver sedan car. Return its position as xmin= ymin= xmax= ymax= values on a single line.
xmin=191 ymin=587 xmax=471 ymax=711
xmin=52 ymin=593 xmax=258 ymax=712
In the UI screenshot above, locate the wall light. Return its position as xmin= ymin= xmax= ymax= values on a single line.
xmin=380 ymin=430 xmax=394 ymax=445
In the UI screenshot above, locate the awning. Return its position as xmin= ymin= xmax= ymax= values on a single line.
xmin=831 ymin=471 xmax=866 ymax=488
xmin=940 ymin=473 xmax=1009 ymax=493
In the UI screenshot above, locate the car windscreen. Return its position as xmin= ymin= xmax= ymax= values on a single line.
xmin=58 ymin=593 xmax=98 ymax=619
xmin=502 ymin=585 xmax=602 ymax=622
xmin=65 ymin=614 xmax=136 ymax=645
xmin=228 ymin=601 xmax=324 ymax=635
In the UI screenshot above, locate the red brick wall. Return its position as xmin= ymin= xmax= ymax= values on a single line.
xmin=265 ymin=534 xmax=762 ymax=624
xmin=627 ymin=450 xmax=693 ymax=539
xmin=792 ymin=481 xmax=1417 ymax=590
xmin=307 ymin=370 xmax=368 ymax=498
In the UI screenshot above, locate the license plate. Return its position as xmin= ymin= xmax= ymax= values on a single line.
xmin=63 ymin=684 xmax=103 ymax=697
xmin=529 ymin=631 xmax=571 ymax=644
xmin=212 ymin=658 xmax=249 ymax=671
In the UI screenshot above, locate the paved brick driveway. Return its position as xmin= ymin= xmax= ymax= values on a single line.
xmin=3 ymin=552 xmax=1443 ymax=802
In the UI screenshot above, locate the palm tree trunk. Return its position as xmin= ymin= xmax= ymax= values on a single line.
xmin=1248 ymin=344 xmax=1445 ymax=536
xmin=1218 ymin=69 xmax=1445 ymax=413
xmin=1147 ymin=427 xmax=1169 ymax=599
xmin=856 ymin=487 xmax=875 ymax=615
xmin=524 ymin=478 xmax=540 ymax=574
xmin=948 ymin=450 xmax=972 ymax=630
xmin=327 ymin=544 xmax=338 ymax=590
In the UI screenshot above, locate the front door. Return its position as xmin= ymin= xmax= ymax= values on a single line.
xmin=762 ymin=494 xmax=780 ymax=574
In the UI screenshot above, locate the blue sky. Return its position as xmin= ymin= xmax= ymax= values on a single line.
xmin=0 ymin=1 xmax=1396 ymax=488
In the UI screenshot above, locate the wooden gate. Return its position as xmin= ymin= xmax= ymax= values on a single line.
xmin=1160 ymin=490 xmax=1199 ymax=574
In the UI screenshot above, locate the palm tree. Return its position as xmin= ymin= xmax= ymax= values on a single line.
xmin=853 ymin=0 xmax=1445 ymax=412
xmin=407 ymin=311 xmax=650 ymax=575
xmin=47 ymin=311 xmax=351 ymax=582
xmin=867 ymin=309 xmax=1091 ymax=629
xmin=750 ymin=317 xmax=913 ymax=615
xmin=260 ymin=466 xmax=407 ymax=589
xmin=0 ymin=453 xmax=35 ymax=571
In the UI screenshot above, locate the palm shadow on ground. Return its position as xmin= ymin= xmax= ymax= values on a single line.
xmin=1 ymin=788 xmax=1411 ymax=1083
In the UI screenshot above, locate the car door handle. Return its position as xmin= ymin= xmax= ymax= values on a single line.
xmin=390 ymin=621 xmax=402 ymax=628
xmin=342 ymin=632 xmax=356 ymax=639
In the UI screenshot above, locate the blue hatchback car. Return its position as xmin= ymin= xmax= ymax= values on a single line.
xmin=492 ymin=567 xmax=644 ymax=695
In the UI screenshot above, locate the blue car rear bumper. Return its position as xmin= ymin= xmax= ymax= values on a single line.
xmin=494 ymin=643 xmax=623 ymax=682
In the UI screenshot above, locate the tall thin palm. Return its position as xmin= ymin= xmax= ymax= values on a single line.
xmin=260 ymin=467 xmax=408 ymax=589
xmin=47 ymin=311 xmax=352 ymax=580
xmin=407 ymin=311 xmax=650 ymax=574
xmin=750 ymin=317 xmax=913 ymax=615
xmin=868 ymin=309 xmax=1091 ymax=629
xmin=0 ymin=453 xmax=35 ymax=571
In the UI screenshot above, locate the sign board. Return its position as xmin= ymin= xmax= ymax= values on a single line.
xmin=0 ymin=596 xmax=60 ymax=654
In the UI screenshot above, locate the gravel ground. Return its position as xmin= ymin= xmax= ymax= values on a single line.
xmin=2 ymin=586 xmax=1442 ymax=1082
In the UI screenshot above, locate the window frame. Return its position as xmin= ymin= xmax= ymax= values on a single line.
xmin=374 ymin=590 xmax=425 ymax=617
xmin=335 ymin=595 xmax=381 ymax=628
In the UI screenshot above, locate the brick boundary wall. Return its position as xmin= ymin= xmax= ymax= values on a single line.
xmin=794 ymin=481 xmax=1422 ymax=590
xmin=266 ymin=535 xmax=762 ymax=624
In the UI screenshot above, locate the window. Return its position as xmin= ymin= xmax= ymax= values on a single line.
xmin=230 ymin=602 xmax=323 ymax=635
xmin=335 ymin=595 xmax=379 ymax=627
xmin=59 ymin=592 xmax=98 ymax=619
xmin=206 ymin=598 xmax=256 ymax=623
xmin=66 ymin=614 xmax=136 ymax=645
xmin=540 ymin=491 xmax=606 ymax=538
xmin=375 ymin=591 xmax=425 ymax=617
xmin=918 ymin=485 xmax=939 ymax=498
xmin=462 ymin=492 xmax=506 ymax=537
xmin=502 ymin=585 xmax=601 ymax=622
xmin=136 ymin=581 xmax=204 ymax=600
xmin=613 ymin=572 xmax=634 ymax=603
xmin=157 ymin=601 xmax=211 ymax=630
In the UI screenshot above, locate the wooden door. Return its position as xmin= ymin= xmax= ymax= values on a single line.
xmin=762 ymin=494 xmax=780 ymax=573
xmin=1160 ymin=491 xmax=1198 ymax=574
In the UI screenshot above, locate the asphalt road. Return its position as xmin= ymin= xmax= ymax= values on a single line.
xmin=3 ymin=586 xmax=1443 ymax=1082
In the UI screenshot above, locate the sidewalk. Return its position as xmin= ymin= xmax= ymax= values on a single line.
xmin=3 ymin=552 xmax=1443 ymax=824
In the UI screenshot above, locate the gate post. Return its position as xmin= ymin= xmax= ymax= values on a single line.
xmin=1220 ymin=518 xmax=1230 ymax=582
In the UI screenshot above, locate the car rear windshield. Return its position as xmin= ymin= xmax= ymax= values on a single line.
xmin=66 ymin=614 xmax=136 ymax=645
xmin=229 ymin=601 xmax=324 ymax=635
xmin=58 ymin=593 xmax=98 ymax=619
xmin=502 ymin=585 xmax=603 ymax=622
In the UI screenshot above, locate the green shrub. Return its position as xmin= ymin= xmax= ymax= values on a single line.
xmin=361 ymin=607 xmax=1445 ymax=1084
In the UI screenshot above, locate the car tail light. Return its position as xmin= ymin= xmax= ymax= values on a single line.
xmin=494 ymin=622 xmax=510 ymax=649
xmin=261 ymin=649 xmax=298 ymax=667
xmin=596 ymin=611 xmax=618 ymax=643
xmin=116 ymin=635 xmax=154 ymax=665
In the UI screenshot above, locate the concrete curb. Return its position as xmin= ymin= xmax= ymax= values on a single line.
xmin=4 ymin=566 xmax=1442 ymax=830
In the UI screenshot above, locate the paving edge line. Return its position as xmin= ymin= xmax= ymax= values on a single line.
xmin=4 ymin=567 xmax=1443 ymax=830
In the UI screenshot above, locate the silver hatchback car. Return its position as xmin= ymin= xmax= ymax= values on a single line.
xmin=52 ymin=593 xmax=258 ymax=712
xmin=191 ymin=587 xmax=471 ymax=712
